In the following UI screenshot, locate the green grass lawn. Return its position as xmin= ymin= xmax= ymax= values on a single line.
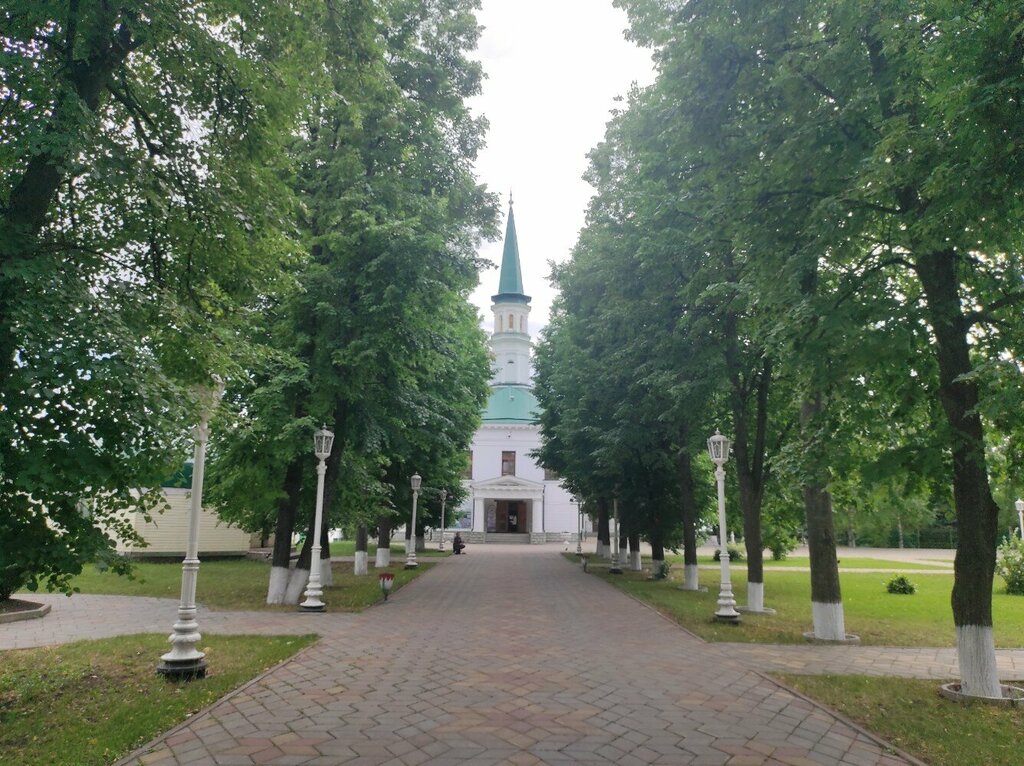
xmin=582 ymin=558 xmax=1024 ymax=647
xmin=329 ymin=540 xmax=450 ymax=558
xmin=0 ymin=633 xmax=316 ymax=766
xmin=776 ymin=674 xmax=1024 ymax=766
xmin=64 ymin=558 xmax=432 ymax=611
xmin=730 ymin=556 xmax=953 ymax=570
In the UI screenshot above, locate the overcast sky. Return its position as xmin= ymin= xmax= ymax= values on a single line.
xmin=467 ymin=1 xmax=655 ymax=338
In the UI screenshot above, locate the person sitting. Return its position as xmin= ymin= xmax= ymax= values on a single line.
xmin=453 ymin=532 xmax=466 ymax=555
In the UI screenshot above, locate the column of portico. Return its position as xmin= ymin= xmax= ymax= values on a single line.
xmin=473 ymin=495 xmax=485 ymax=533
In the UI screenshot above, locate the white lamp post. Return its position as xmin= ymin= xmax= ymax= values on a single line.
xmin=158 ymin=376 xmax=224 ymax=679
xmin=708 ymin=430 xmax=740 ymax=623
xmin=1016 ymin=498 xmax=1024 ymax=538
xmin=575 ymin=497 xmax=583 ymax=555
xmin=609 ymin=498 xmax=623 ymax=574
xmin=438 ymin=489 xmax=448 ymax=551
xmin=300 ymin=424 xmax=335 ymax=612
xmin=405 ymin=473 xmax=422 ymax=569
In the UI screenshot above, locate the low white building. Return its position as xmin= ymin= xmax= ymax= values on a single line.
xmin=455 ymin=203 xmax=582 ymax=543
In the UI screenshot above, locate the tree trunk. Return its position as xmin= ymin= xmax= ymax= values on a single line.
xmin=284 ymin=530 xmax=313 ymax=605
xmin=802 ymin=393 xmax=845 ymax=640
xmin=649 ymin=526 xmax=665 ymax=564
xmin=267 ymin=459 xmax=303 ymax=604
xmin=628 ymin=531 xmax=642 ymax=570
xmin=597 ymin=499 xmax=610 ymax=559
xmin=375 ymin=515 xmax=393 ymax=568
xmin=354 ymin=525 xmax=369 ymax=575
xmin=319 ymin=515 xmax=333 ymax=586
xmin=916 ymin=247 xmax=1001 ymax=698
xmin=678 ymin=450 xmax=701 ymax=591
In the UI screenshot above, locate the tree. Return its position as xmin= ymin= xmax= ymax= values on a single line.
xmin=0 ymin=0 xmax=311 ymax=597
xmin=204 ymin=0 xmax=496 ymax=603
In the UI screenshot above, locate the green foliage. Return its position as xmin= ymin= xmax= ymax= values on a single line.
xmin=652 ymin=560 xmax=671 ymax=580
xmin=995 ymin=536 xmax=1024 ymax=596
xmin=207 ymin=0 xmax=496 ymax=568
xmin=0 ymin=1 xmax=315 ymax=594
xmin=761 ymin=521 xmax=800 ymax=561
xmin=713 ymin=545 xmax=745 ymax=563
xmin=886 ymin=575 xmax=917 ymax=595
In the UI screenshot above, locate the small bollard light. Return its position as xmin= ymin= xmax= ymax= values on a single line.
xmin=379 ymin=572 xmax=395 ymax=601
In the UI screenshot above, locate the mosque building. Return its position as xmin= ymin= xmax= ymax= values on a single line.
xmin=454 ymin=203 xmax=580 ymax=543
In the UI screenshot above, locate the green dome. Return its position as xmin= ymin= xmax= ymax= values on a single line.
xmin=482 ymin=385 xmax=539 ymax=423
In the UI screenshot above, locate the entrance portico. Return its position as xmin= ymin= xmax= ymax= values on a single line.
xmin=471 ymin=475 xmax=544 ymax=538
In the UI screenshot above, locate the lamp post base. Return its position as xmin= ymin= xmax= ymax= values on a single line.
xmin=714 ymin=611 xmax=741 ymax=623
xmin=403 ymin=562 xmax=419 ymax=570
xmin=299 ymin=602 xmax=326 ymax=612
xmin=156 ymin=657 xmax=208 ymax=680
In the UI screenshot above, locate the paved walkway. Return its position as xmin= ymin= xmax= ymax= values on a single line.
xmin=16 ymin=548 xmax=924 ymax=766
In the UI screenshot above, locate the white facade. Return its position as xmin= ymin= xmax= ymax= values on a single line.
xmin=458 ymin=423 xmax=578 ymax=541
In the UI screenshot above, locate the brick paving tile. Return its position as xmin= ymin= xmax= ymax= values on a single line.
xmin=7 ymin=548 xmax=945 ymax=765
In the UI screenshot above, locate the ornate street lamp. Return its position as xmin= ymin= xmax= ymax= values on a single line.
xmin=438 ymin=489 xmax=448 ymax=551
xmin=609 ymin=498 xmax=623 ymax=574
xmin=300 ymin=424 xmax=335 ymax=612
xmin=158 ymin=375 xmax=224 ymax=679
xmin=405 ymin=473 xmax=422 ymax=569
xmin=1016 ymin=498 xmax=1024 ymax=538
xmin=708 ymin=430 xmax=739 ymax=623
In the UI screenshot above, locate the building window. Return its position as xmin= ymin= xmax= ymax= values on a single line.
xmin=544 ymin=467 xmax=559 ymax=481
xmin=463 ymin=451 xmax=473 ymax=479
xmin=509 ymin=313 xmax=514 ymax=331
xmin=501 ymin=450 xmax=516 ymax=476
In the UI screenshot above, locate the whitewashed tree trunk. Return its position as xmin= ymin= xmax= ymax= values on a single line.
xmin=596 ymin=541 xmax=609 ymax=559
xmin=266 ymin=566 xmax=291 ymax=605
xmin=354 ymin=551 xmax=368 ymax=576
xmin=320 ymin=558 xmax=333 ymax=587
xmin=284 ymin=567 xmax=309 ymax=605
xmin=375 ymin=547 xmax=391 ymax=568
xmin=630 ymin=551 xmax=642 ymax=571
xmin=957 ymin=625 xmax=1002 ymax=698
xmin=681 ymin=563 xmax=700 ymax=591
xmin=746 ymin=581 xmax=765 ymax=612
xmin=811 ymin=601 xmax=846 ymax=641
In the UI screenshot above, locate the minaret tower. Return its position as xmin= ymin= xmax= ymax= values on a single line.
xmin=491 ymin=199 xmax=531 ymax=386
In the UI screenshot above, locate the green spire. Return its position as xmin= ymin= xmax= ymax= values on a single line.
xmin=492 ymin=201 xmax=530 ymax=304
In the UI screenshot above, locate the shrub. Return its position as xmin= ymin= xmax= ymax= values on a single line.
xmin=886 ymin=574 xmax=916 ymax=595
xmin=763 ymin=527 xmax=799 ymax=561
xmin=713 ymin=545 xmax=745 ymax=562
xmin=995 ymin=535 xmax=1024 ymax=595
xmin=652 ymin=561 xmax=671 ymax=580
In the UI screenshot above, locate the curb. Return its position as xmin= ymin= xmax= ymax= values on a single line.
xmin=0 ymin=600 xmax=51 ymax=624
